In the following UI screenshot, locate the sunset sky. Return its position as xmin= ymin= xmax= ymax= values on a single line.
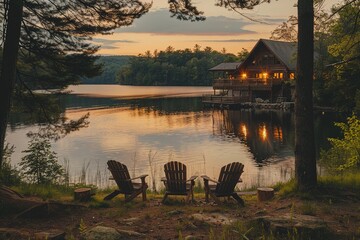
xmin=94 ymin=0 xmax=339 ymax=56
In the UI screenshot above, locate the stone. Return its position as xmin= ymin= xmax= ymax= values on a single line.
xmin=253 ymin=214 xmax=329 ymax=239
xmin=82 ymin=226 xmax=122 ymax=240
xmin=82 ymin=226 xmax=145 ymax=240
xmin=34 ymin=229 xmax=66 ymax=240
xmin=191 ymin=213 xmax=236 ymax=225
xmin=184 ymin=235 xmax=198 ymax=240
xmin=166 ymin=210 xmax=184 ymax=216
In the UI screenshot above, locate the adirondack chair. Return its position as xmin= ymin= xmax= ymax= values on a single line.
xmin=201 ymin=162 xmax=245 ymax=206
xmin=104 ymin=160 xmax=148 ymax=202
xmin=161 ymin=161 xmax=197 ymax=203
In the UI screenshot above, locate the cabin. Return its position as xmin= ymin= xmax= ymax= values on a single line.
xmin=204 ymin=39 xmax=296 ymax=106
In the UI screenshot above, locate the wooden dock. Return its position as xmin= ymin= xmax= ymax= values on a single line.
xmin=202 ymin=95 xmax=294 ymax=110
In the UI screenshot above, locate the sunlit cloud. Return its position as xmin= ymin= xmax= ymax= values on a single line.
xmin=116 ymin=9 xmax=257 ymax=36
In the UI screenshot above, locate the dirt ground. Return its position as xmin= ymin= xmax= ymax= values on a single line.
xmin=0 ymin=192 xmax=359 ymax=240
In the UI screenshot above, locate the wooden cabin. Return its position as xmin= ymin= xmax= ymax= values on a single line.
xmin=205 ymin=39 xmax=296 ymax=105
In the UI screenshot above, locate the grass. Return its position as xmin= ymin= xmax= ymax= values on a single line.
xmin=273 ymin=171 xmax=360 ymax=199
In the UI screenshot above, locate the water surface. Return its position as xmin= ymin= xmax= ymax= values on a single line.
xmin=6 ymin=85 xmax=344 ymax=189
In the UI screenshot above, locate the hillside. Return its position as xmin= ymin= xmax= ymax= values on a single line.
xmin=81 ymin=55 xmax=130 ymax=84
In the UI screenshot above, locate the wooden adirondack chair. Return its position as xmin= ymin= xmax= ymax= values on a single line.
xmin=104 ymin=160 xmax=148 ymax=202
xmin=202 ymin=162 xmax=245 ymax=206
xmin=161 ymin=161 xmax=197 ymax=203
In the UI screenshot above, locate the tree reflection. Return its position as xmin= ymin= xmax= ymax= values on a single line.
xmin=212 ymin=109 xmax=295 ymax=163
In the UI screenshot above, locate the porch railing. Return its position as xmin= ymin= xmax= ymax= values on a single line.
xmin=213 ymin=78 xmax=283 ymax=89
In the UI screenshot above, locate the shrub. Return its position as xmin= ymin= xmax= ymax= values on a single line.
xmin=0 ymin=144 xmax=21 ymax=186
xmin=320 ymin=114 xmax=360 ymax=172
xmin=19 ymin=136 xmax=64 ymax=184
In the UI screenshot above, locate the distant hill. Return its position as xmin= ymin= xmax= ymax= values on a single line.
xmin=81 ymin=55 xmax=130 ymax=84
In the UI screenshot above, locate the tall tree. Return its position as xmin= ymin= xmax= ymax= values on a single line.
xmin=295 ymin=0 xmax=317 ymax=189
xmin=0 ymin=0 xmax=151 ymax=167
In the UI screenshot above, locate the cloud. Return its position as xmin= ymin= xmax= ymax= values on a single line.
xmin=91 ymin=38 xmax=137 ymax=50
xmin=115 ymin=9 xmax=258 ymax=36
xmin=92 ymin=38 xmax=137 ymax=44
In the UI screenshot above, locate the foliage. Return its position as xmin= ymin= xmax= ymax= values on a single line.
xmin=19 ymin=136 xmax=64 ymax=184
xmin=320 ymin=114 xmax=360 ymax=172
xmin=316 ymin=1 xmax=360 ymax=111
xmin=117 ymin=46 xmax=243 ymax=86
xmin=81 ymin=56 xmax=130 ymax=84
xmin=0 ymin=144 xmax=21 ymax=186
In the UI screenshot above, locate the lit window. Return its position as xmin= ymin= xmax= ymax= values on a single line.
xmin=262 ymin=72 xmax=268 ymax=79
xmin=290 ymin=73 xmax=295 ymax=79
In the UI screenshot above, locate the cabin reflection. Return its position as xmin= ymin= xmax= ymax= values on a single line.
xmin=212 ymin=109 xmax=295 ymax=163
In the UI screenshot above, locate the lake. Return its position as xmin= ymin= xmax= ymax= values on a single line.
xmin=6 ymin=85 xmax=345 ymax=190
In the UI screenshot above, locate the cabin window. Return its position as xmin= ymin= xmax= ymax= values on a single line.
xmin=241 ymin=73 xmax=247 ymax=79
xmin=290 ymin=73 xmax=295 ymax=79
xmin=273 ymin=72 xmax=284 ymax=79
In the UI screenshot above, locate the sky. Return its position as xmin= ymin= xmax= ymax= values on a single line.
xmin=93 ymin=0 xmax=339 ymax=56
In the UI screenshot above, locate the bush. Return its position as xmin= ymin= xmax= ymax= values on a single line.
xmin=0 ymin=144 xmax=21 ymax=186
xmin=19 ymin=136 xmax=64 ymax=184
xmin=320 ymin=114 xmax=360 ymax=172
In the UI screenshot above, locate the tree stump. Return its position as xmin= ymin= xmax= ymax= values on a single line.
xmin=74 ymin=188 xmax=92 ymax=202
xmin=257 ymin=187 xmax=274 ymax=201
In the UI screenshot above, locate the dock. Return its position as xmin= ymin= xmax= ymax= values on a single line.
xmin=202 ymin=95 xmax=294 ymax=110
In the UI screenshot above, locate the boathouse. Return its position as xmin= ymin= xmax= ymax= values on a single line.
xmin=204 ymin=39 xmax=296 ymax=106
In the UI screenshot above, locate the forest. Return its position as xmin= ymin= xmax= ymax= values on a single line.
xmin=116 ymin=47 xmax=247 ymax=86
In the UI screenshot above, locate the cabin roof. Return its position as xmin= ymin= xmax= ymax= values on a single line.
xmin=241 ymin=39 xmax=297 ymax=71
xmin=209 ymin=62 xmax=242 ymax=71
xmin=260 ymin=39 xmax=297 ymax=71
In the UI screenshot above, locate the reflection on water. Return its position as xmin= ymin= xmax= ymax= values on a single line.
xmin=6 ymin=87 xmax=345 ymax=189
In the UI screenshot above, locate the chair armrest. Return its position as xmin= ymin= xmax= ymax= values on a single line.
xmin=186 ymin=175 xmax=198 ymax=182
xmin=161 ymin=177 xmax=167 ymax=182
xmin=201 ymin=175 xmax=219 ymax=184
xmin=109 ymin=177 xmax=114 ymax=180
xmin=130 ymin=174 xmax=148 ymax=181
xmin=238 ymin=177 xmax=243 ymax=183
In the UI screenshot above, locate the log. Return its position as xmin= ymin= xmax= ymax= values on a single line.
xmin=74 ymin=188 xmax=92 ymax=202
xmin=257 ymin=187 xmax=274 ymax=201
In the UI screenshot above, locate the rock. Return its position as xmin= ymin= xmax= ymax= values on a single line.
xmin=82 ymin=226 xmax=122 ymax=240
xmin=253 ymin=214 xmax=329 ymax=239
xmin=184 ymin=235 xmax=198 ymax=240
xmin=34 ymin=229 xmax=66 ymax=240
xmin=122 ymin=217 xmax=140 ymax=226
xmin=191 ymin=213 xmax=236 ymax=225
xmin=166 ymin=210 xmax=184 ymax=216
xmin=82 ymin=226 xmax=145 ymax=240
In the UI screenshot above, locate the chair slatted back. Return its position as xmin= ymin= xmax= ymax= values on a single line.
xmin=215 ymin=162 xmax=244 ymax=195
xmin=107 ymin=160 xmax=134 ymax=194
xmin=164 ymin=161 xmax=187 ymax=193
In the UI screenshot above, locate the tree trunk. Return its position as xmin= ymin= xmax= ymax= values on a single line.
xmin=295 ymin=0 xmax=317 ymax=190
xmin=0 ymin=0 xmax=23 ymax=168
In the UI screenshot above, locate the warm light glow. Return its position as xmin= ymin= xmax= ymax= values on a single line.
xmin=241 ymin=124 xmax=247 ymax=138
xmin=273 ymin=127 xmax=283 ymax=141
xmin=241 ymin=73 xmax=247 ymax=79
xmin=290 ymin=73 xmax=295 ymax=79
xmin=262 ymin=72 xmax=268 ymax=79
xmin=259 ymin=125 xmax=267 ymax=141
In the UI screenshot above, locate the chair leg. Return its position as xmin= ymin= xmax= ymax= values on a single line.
xmin=125 ymin=190 xmax=142 ymax=203
xmin=142 ymin=186 xmax=147 ymax=201
xmin=103 ymin=190 xmax=120 ymax=200
xmin=162 ymin=192 xmax=168 ymax=204
xmin=209 ymin=192 xmax=222 ymax=205
xmin=231 ymin=193 xmax=245 ymax=206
